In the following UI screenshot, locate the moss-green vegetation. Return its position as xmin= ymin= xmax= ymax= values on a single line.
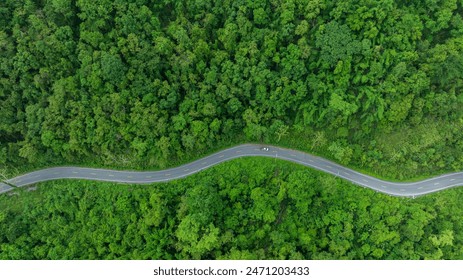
xmin=1 ymin=158 xmax=462 ymax=260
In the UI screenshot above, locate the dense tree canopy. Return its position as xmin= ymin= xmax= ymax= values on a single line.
xmin=1 ymin=158 xmax=463 ymax=260
xmin=0 ymin=0 xmax=462 ymax=176
xmin=1 ymin=0 xmax=463 ymax=260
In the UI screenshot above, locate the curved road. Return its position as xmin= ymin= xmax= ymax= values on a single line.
xmin=1 ymin=144 xmax=463 ymax=197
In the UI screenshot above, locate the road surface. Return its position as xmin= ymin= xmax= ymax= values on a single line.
xmin=1 ymin=144 xmax=462 ymax=197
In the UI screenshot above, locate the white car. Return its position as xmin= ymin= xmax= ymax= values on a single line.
xmin=261 ymin=147 xmax=269 ymax=151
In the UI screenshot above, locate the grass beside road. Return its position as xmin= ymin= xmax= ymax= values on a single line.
xmin=1 ymin=120 xmax=461 ymax=185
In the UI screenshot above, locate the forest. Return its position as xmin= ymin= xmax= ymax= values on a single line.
xmin=1 ymin=0 xmax=463 ymax=259
xmin=1 ymin=158 xmax=462 ymax=260
xmin=0 ymin=0 xmax=462 ymax=177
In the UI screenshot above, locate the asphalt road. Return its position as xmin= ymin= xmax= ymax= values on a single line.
xmin=1 ymin=144 xmax=462 ymax=197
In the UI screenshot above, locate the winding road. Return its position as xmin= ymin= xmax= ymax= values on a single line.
xmin=1 ymin=144 xmax=462 ymax=197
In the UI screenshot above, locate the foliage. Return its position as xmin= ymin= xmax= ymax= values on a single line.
xmin=0 ymin=0 xmax=461 ymax=177
xmin=1 ymin=158 xmax=462 ymax=260
xmin=1 ymin=0 xmax=463 ymax=261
